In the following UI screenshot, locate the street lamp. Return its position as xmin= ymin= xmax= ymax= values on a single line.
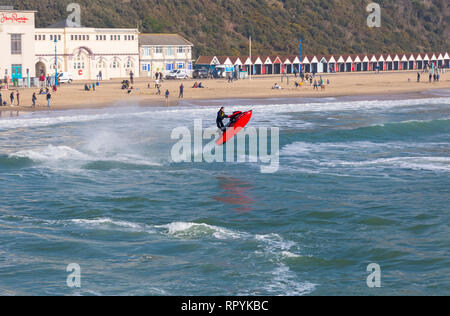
xmin=299 ymin=38 xmax=303 ymax=74
xmin=54 ymin=37 xmax=58 ymax=86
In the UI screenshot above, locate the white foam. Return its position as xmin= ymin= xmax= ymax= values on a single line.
xmin=8 ymin=145 xmax=161 ymax=168
xmin=157 ymin=222 xmax=246 ymax=240
xmin=10 ymin=145 xmax=90 ymax=162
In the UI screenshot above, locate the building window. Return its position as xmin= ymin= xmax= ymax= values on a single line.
xmin=177 ymin=62 xmax=185 ymax=69
xmin=177 ymin=46 xmax=184 ymax=54
xmin=166 ymin=63 xmax=174 ymax=71
xmin=111 ymin=61 xmax=119 ymax=69
xmin=11 ymin=34 xmax=22 ymax=55
xmin=166 ymin=47 xmax=174 ymax=56
xmin=50 ymin=35 xmax=53 ymax=41
xmin=58 ymin=35 xmax=61 ymax=41
xmin=142 ymin=47 xmax=150 ymax=56
xmin=155 ymin=47 xmax=163 ymax=54
xmin=188 ymin=62 xmax=193 ymax=70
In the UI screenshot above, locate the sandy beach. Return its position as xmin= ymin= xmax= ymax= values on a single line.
xmin=0 ymin=71 xmax=449 ymax=112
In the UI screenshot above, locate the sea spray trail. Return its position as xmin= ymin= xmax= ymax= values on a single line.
xmin=0 ymin=96 xmax=449 ymax=295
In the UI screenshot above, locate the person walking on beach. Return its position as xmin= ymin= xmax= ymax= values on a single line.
xmin=130 ymin=71 xmax=134 ymax=85
xmin=165 ymin=89 xmax=170 ymax=106
xmin=46 ymin=92 xmax=51 ymax=107
xmin=429 ymin=73 xmax=432 ymax=83
xmin=0 ymin=92 xmax=3 ymax=106
xmin=417 ymin=72 xmax=421 ymax=82
xmin=10 ymin=92 xmax=14 ymax=106
xmin=32 ymin=92 xmax=37 ymax=107
xmin=16 ymin=90 xmax=20 ymax=106
xmin=179 ymin=83 xmax=184 ymax=98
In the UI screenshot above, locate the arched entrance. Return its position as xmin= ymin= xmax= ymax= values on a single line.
xmin=35 ymin=62 xmax=46 ymax=76
xmin=72 ymin=47 xmax=93 ymax=80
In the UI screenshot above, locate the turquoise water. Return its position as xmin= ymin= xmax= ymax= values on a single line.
xmin=0 ymin=95 xmax=449 ymax=296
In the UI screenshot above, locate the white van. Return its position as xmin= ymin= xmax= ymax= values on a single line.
xmin=57 ymin=72 xmax=73 ymax=84
xmin=166 ymin=69 xmax=189 ymax=80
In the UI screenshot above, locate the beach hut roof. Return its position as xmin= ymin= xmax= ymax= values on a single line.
xmin=400 ymin=54 xmax=408 ymax=62
xmin=437 ymin=53 xmax=444 ymax=60
xmin=216 ymin=56 xmax=233 ymax=65
xmin=415 ymin=53 xmax=423 ymax=60
xmin=423 ymin=54 xmax=430 ymax=60
xmin=393 ymin=54 xmax=401 ymax=61
xmin=336 ymin=55 xmax=346 ymax=63
xmin=289 ymin=55 xmax=301 ymax=64
xmin=362 ymin=55 xmax=370 ymax=62
xmin=352 ymin=54 xmax=362 ymax=63
xmin=407 ymin=53 xmax=416 ymax=61
xmin=281 ymin=56 xmax=292 ymax=64
xmin=271 ymin=56 xmax=282 ymax=64
xmin=430 ymin=53 xmax=437 ymax=60
xmin=443 ymin=52 xmax=450 ymax=59
xmin=196 ymin=56 xmax=219 ymax=65
xmin=310 ymin=55 xmax=319 ymax=63
xmin=302 ymin=56 xmax=310 ymax=64
xmin=251 ymin=56 xmax=262 ymax=64
xmin=229 ymin=56 xmax=242 ymax=65
xmin=326 ymin=55 xmax=337 ymax=63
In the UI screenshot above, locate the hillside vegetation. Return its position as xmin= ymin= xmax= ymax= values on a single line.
xmin=7 ymin=0 xmax=450 ymax=57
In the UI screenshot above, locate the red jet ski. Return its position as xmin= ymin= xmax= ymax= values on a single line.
xmin=217 ymin=110 xmax=253 ymax=146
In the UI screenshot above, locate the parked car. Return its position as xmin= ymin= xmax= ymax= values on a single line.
xmin=166 ymin=69 xmax=189 ymax=80
xmin=57 ymin=72 xmax=73 ymax=84
xmin=193 ymin=69 xmax=209 ymax=79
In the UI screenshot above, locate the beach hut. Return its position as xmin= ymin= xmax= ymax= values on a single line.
xmin=353 ymin=55 xmax=362 ymax=72
xmin=260 ymin=56 xmax=272 ymax=75
xmin=336 ymin=55 xmax=345 ymax=72
xmin=252 ymin=56 xmax=263 ymax=75
xmin=344 ymin=55 xmax=353 ymax=72
xmin=415 ymin=54 xmax=424 ymax=70
xmin=196 ymin=56 xmax=219 ymax=67
xmin=393 ymin=54 xmax=401 ymax=70
xmin=369 ymin=55 xmax=378 ymax=71
xmin=437 ymin=53 xmax=444 ymax=68
xmin=229 ymin=56 xmax=243 ymax=72
xmin=385 ymin=54 xmax=393 ymax=71
xmin=407 ymin=54 xmax=416 ymax=70
xmin=310 ymin=55 xmax=319 ymax=73
xmin=290 ymin=56 xmax=301 ymax=74
xmin=317 ymin=56 xmax=328 ymax=73
xmin=377 ymin=54 xmax=385 ymax=71
xmin=423 ymin=54 xmax=430 ymax=69
xmin=271 ymin=56 xmax=282 ymax=74
xmin=302 ymin=56 xmax=311 ymax=73
xmin=240 ymin=56 xmax=252 ymax=75
xmin=400 ymin=54 xmax=408 ymax=70
xmin=430 ymin=53 xmax=438 ymax=69
xmin=444 ymin=52 xmax=450 ymax=68
xmin=362 ymin=55 xmax=370 ymax=71
xmin=326 ymin=55 xmax=337 ymax=73
xmin=281 ymin=56 xmax=292 ymax=74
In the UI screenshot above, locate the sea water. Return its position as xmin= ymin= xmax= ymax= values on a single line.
xmin=0 ymin=95 xmax=449 ymax=295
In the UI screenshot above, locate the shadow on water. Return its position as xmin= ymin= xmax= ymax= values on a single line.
xmin=212 ymin=176 xmax=255 ymax=213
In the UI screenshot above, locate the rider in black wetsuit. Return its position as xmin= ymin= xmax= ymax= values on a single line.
xmin=216 ymin=107 xmax=229 ymax=131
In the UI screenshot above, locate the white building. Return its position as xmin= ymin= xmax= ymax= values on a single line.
xmin=139 ymin=34 xmax=193 ymax=78
xmin=35 ymin=21 xmax=139 ymax=81
xmin=0 ymin=10 xmax=37 ymax=83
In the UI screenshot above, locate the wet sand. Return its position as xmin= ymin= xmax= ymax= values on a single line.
xmin=0 ymin=71 xmax=448 ymax=112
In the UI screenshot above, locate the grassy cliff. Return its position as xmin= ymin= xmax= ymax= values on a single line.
xmin=7 ymin=0 xmax=450 ymax=56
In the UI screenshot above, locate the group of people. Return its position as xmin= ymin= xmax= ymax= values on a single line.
xmin=0 ymin=90 xmax=20 ymax=107
xmin=0 ymin=89 xmax=51 ymax=108
xmin=192 ymin=82 xmax=205 ymax=88
xmin=416 ymin=71 xmax=442 ymax=83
